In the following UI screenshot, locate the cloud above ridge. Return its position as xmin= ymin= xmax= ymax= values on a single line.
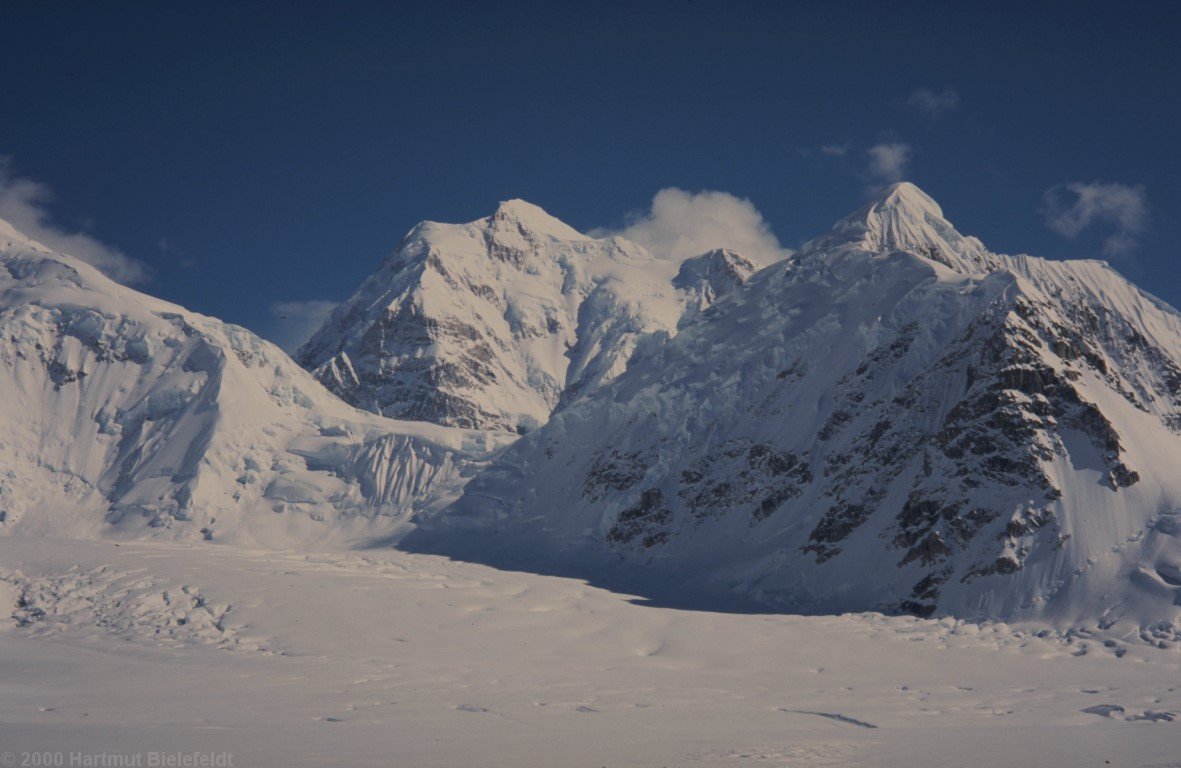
xmin=595 ymin=188 xmax=790 ymax=265
xmin=0 ymin=158 xmax=150 ymax=285
xmin=865 ymin=143 xmax=912 ymax=183
xmin=1043 ymin=181 xmax=1149 ymax=256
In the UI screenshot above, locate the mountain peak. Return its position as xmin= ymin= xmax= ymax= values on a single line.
xmin=675 ymin=248 xmax=758 ymax=281
xmin=811 ymin=181 xmax=993 ymax=272
xmin=489 ymin=199 xmax=586 ymax=241
xmin=871 ymin=181 xmax=943 ymax=218
xmin=843 ymin=181 xmax=951 ymax=247
xmin=672 ymin=249 xmax=759 ymax=311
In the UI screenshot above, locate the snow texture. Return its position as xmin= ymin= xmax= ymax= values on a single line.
xmin=0 ymin=538 xmax=1177 ymax=768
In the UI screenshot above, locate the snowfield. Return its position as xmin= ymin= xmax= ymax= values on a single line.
xmin=1 ymin=538 xmax=1178 ymax=768
xmin=4 ymin=186 xmax=1181 ymax=766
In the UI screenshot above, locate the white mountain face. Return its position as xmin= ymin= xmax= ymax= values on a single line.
xmin=427 ymin=183 xmax=1181 ymax=639
xmin=0 ymin=218 xmax=511 ymax=547
xmin=296 ymin=201 xmax=761 ymax=432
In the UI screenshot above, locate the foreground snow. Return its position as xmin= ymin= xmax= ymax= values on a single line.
xmin=0 ymin=538 xmax=1177 ymax=767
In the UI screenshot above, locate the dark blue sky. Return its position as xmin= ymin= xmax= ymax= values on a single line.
xmin=2 ymin=1 xmax=1178 ymax=348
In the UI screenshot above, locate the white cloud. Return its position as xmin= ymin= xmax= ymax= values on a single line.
xmin=866 ymin=143 xmax=912 ymax=183
xmin=267 ymin=300 xmax=339 ymax=354
xmin=1043 ymin=181 xmax=1149 ymax=256
xmin=0 ymin=158 xmax=150 ymax=285
xmin=908 ymin=87 xmax=960 ymax=116
xmin=594 ymin=188 xmax=790 ymax=265
xmin=820 ymin=144 xmax=849 ymax=157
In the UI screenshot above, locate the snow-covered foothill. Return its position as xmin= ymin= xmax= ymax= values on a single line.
xmin=0 ymin=218 xmax=512 ymax=547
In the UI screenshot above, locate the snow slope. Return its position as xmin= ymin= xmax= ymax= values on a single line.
xmin=0 ymin=218 xmax=511 ymax=547
xmin=1 ymin=538 xmax=1177 ymax=768
xmin=0 ymin=189 xmax=1178 ymax=766
xmin=297 ymin=201 xmax=760 ymax=431
xmin=426 ymin=183 xmax=1181 ymax=637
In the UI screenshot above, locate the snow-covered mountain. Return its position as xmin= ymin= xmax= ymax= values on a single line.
xmin=674 ymin=248 xmax=759 ymax=315
xmin=296 ymin=201 xmax=760 ymax=432
xmin=427 ymin=183 xmax=1181 ymax=638
xmin=0 ymin=218 xmax=511 ymax=547
xmin=6 ymin=182 xmax=1180 ymax=637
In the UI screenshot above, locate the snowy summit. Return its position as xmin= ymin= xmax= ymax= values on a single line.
xmin=420 ymin=182 xmax=1181 ymax=641
xmin=296 ymin=200 xmax=762 ymax=431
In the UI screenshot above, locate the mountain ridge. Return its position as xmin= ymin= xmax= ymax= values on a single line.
xmin=4 ymin=182 xmax=1181 ymax=639
xmin=296 ymin=200 xmax=762 ymax=431
xmin=0 ymin=218 xmax=510 ymax=547
xmin=417 ymin=182 xmax=1181 ymax=639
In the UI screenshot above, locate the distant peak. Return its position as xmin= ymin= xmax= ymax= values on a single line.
xmin=674 ymin=248 xmax=758 ymax=293
xmin=845 ymin=181 xmax=953 ymax=250
xmin=682 ymin=248 xmax=757 ymax=271
xmin=869 ymin=181 xmax=943 ymax=218
xmin=489 ymin=199 xmax=586 ymax=240
xmin=694 ymin=247 xmax=742 ymax=259
xmin=493 ymin=198 xmax=550 ymax=219
xmin=810 ymin=182 xmax=993 ymax=273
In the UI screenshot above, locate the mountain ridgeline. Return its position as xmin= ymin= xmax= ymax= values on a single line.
xmin=0 ymin=219 xmax=511 ymax=547
xmin=3 ymin=184 xmax=1180 ymax=640
xmin=295 ymin=201 xmax=759 ymax=432
xmin=415 ymin=184 xmax=1181 ymax=639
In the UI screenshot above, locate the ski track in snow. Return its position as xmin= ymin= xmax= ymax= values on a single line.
xmin=781 ymin=710 xmax=880 ymax=729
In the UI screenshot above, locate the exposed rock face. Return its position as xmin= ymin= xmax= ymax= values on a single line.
xmin=297 ymin=202 xmax=762 ymax=432
xmin=431 ymin=183 xmax=1181 ymax=636
xmin=673 ymin=249 xmax=758 ymax=314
